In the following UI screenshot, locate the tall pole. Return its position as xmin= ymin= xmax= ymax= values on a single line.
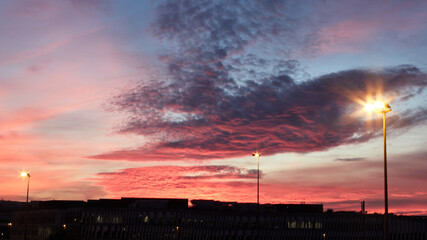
xmin=252 ymin=153 xmax=261 ymax=205
xmin=26 ymin=174 xmax=30 ymax=205
xmin=252 ymin=152 xmax=261 ymax=239
xmin=256 ymin=153 xmax=259 ymax=239
xmin=24 ymin=173 xmax=30 ymax=240
xmin=257 ymin=154 xmax=259 ymax=206
xmin=363 ymin=101 xmax=391 ymax=240
xmin=383 ymin=112 xmax=389 ymax=240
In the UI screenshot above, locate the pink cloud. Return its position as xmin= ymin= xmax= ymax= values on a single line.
xmin=93 ymin=165 xmax=258 ymax=202
xmin=92 ymin=149 xmax=427 ymax=215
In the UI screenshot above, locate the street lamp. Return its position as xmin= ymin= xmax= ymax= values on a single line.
xmin=364 ymin=101 xmax=392 ymax=240
xmin=21 ymin=172 xmax=30 ymax=240
xmin=20 ymin=172 xmax=30 ymax=203
xmin=252 ymin=152 xmax=261 ymax=206
xmin=252 ymin=152 xmax=261 ymax=239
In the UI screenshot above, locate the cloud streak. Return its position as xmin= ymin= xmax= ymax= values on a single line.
xmin=335 ymin=157 xmax=365 ymax=162
xmin=94 ymin=165 xmax=259 ymax=201
xmin=92 ymin=149 xmax=427 ymax=215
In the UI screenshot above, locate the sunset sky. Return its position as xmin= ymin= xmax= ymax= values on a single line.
xmin=1 ymin=0 xmax=426 ymax=215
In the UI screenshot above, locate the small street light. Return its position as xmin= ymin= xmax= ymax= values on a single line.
xmin=21 ymin=172 xmax=30 ymax=240
xmin=252 ymin=152 xmax=261 ymax=239
xmin=252 ymin=152 xmax=261 ymax=206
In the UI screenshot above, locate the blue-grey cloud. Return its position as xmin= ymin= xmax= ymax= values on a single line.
xmin=92 ymin=0 xmax=427 ymax=161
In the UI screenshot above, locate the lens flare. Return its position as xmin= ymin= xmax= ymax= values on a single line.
xmin=364 ymin=103 xmax=375 ymax=112
xmin=364 ymin=100 xmax=391 ymax=113
xmin=374 ymin=101 xmax=385 ymax=109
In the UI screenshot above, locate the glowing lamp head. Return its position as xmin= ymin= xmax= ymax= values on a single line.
xmin=364 ymin=103 xmax=375 ymax=112
xmin=252 ymin=153 xmax=261 ymax=157
xmin=364 ymin=101 xmax=392 ymax=113
xmin=374 ymin=101 xmax=385 ymax=109
xmin=20 ymin=172 xmax=30 ymax=177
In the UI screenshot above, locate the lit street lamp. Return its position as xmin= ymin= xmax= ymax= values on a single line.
xmin=21 ymin=172 xmax=30 ymax=240
xmin=252 ymin=152 xmax=261 ymax=205
xmin=21 ymin=172 xmax=31 ymax=203
xmin=252 ymin=152 xmax=261 ymax=238
xmin=364 ymin=101 xmax=392 ymax=240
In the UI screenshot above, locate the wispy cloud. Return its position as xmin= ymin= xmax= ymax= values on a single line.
xmin=94 ymin=165 xmax=259 ymax=201
xmin=92 ymin=150 xmax=427 ymax=215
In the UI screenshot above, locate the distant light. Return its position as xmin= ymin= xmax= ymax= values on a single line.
xmin=20 ymin=172 xmax=29 ymax=177
xmin=7 ymin=223 xmax=12 ymax=226
xmin=252 ymin=153 xmax=261 ymax=157
xmin=63 ymin=224 xmax=66 ymax=229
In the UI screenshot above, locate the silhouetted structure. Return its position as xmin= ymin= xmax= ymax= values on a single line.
xmin=5 ymin=198 xmax=427 ymax=240
xmin=0 ymin=201 xmax=25 ymax=240
xmin=11 ymin=200 xmax=84 ymax=240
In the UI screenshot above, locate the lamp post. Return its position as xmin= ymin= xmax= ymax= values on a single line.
xmin=364 ymin=101 xmax=391 ymax=240
xmin=21 ymin=172 xmax=30 ymax=240
xmin=252 ymin=152 xmax=261 ymax=206
xmin=252 ymin=152 xmax=261 ymax=238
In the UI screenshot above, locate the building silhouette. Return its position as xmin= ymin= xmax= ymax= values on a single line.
xmin=3 ymin=198 xmax=426 ymax=240
xmin=0 ymin=201 xmax=25 ymax=240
